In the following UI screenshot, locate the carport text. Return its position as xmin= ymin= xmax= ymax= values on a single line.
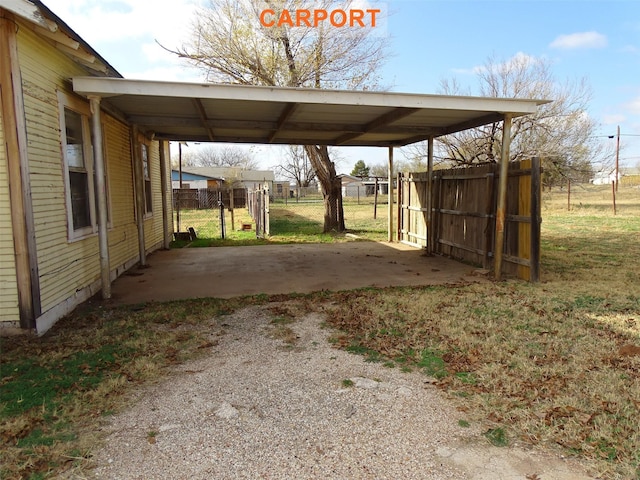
xmin=260 ymin=8 xmax=381 ymax=28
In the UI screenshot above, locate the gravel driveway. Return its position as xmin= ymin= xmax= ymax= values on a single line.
xmin=86 ymin=305 xmax=595 ymax=480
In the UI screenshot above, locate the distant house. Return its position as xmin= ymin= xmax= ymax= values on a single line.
xmin=171 ymin=169 xmax=223 ymax=189
xmin=177 ymin=166 xmax=275 ymax=191
xmin=339 ymin=174 xmax=365 ymax=198
xmin=591 ymin=171 xmax=619 ymax=185
xmin=339 ymin=174 xmax=388 ymax=197
xmin=362 ymin=179 xmax=389 ymax=195
xmin=272 ymin=181 xmax=290 ymax=199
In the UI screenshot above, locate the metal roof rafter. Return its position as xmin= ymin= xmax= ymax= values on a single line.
xmin=192 ymin=97 xmax=215 ymax=141
xmin=268 ymin=102 xmax=299 ymax=143
xmin=334 ymin=107 xmax=421 ymax=145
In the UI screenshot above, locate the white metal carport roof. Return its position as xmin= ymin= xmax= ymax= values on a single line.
xmin=72 ymin=77 xmax=547 ymax=147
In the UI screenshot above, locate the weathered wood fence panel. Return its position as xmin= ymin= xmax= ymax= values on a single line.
xmin=247 ymin=184 xmax=269 ymax=238
xmin=398 ymin=172 xmax=429 ymax=247
xmin=172 ymin=188 xmax=199 ymax=209
xmin=399 ymin=158 xmax=541 ymax=281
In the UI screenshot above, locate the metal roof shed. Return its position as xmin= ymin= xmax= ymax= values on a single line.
xmin=72 ymin=77 xmax=548 ymax=286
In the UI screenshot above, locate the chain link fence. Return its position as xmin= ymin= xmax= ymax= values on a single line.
xmin=173 ymin=188 xmax=250 ymax=239
xmin=172 ymin=185 xmax=389 ymax=241
xmin=270 ymin=185 xmax=389 ymax=239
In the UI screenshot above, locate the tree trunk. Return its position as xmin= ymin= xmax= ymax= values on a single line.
xmin=305 ymin=145 xmax=345 ymax=232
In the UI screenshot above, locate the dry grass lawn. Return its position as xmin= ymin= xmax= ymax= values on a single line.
xmin=324 ymin=184 xmax=640 ymax=479
xmin=1 ymin=184 xmax=639 ymax=479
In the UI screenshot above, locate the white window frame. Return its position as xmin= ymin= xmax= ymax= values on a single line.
xmin=58 ymin=91 xmax=111 ymax=240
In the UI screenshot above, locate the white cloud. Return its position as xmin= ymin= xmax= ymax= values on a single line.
xmin=549 ymin=31 xmax=607 ymax=50
xmin=45 ymin=0 xmax=200 ymax=45
xmin=626 ymin=96 xmax=640 ymax=115
xmin=602 ymin=114 xmax=627 ymax=125
xmin=124 ymin=65 xmax=203 ymax=82
xmin=40 ymin=0 xmax=203 ymax=79
xmin=453 ymin=52 xmax=541 ymax=76
xmin=621 ymin=45 xmax=639 ymax=54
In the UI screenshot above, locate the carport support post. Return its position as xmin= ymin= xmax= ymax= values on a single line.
xmin=159 ymin=140 xmax=171 ymax=249
xmin=131 ymin=126 xmax=147 ymax=266
xmin=426 ymin=136 xmax=434 ymax=254
xmin=1 ymin=14 xmax=41 ymax=328
xmin=494 ymin=113 xmax=513 ymax=280
xmin=388 ymin=146 xmax=394 ymax=242
xmin=89 ymin=96 xmax=111 ymax=299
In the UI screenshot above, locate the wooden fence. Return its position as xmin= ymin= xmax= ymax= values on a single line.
xmin=247 ymin=184 xmax=270 ymax=238
xmin=398 ymin=158 xmax=541 ymax=281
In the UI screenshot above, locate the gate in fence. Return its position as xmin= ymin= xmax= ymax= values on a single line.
xmin=398 ymin=158 xmax=541 ymax=281
xmin=248 ymin=184 xmax=270 ymax=238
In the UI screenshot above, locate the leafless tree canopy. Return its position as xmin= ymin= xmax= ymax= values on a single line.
xmin=404 ymin=54 xmax=606 ymax=187
xmin=166 ymin=0 xmax=388 ymax=231
xmin=173 ymin=0 xmax=387 ymax=90
xmin=172 ymin=145 xmax=258 ymax=169
xmin=275 ymin=145 xmax=317 ymax=187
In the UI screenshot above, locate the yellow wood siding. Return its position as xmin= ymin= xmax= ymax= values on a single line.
xmin=15 ymin=24 xmax=167 ymax=320
xmin=144 ymin=141 xmax=166 ymax=249
xmin=0 ymin=102 xmax=20 ymax=323
xmin=103 ymin=115 xmax=139 ymax=269
xmin=18 ymin=26 xmax=98 ymax=313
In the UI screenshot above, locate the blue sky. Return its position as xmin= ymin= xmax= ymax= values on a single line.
xmin=43 ymin=0 xmax=640 ymax=173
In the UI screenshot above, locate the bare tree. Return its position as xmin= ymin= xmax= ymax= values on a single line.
xmin=275 ymin=145 xmax=316 ymax=187
xmin=406 ymin=54 xmax=603 ymax=188
xmin=196 ymin=145 xmax=259 ymax=169
xmin=172 ymin=145 xmax=258 ymax=169
xmin=167 ymin=0 xmax=388 ymax=232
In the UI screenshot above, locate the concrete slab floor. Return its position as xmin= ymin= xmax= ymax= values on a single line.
xmin=108 ymin=241 xmax=488 ymax=305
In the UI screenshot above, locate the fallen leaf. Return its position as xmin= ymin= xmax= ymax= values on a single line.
xmin=618 ymin=344 xmax=640 ymax=357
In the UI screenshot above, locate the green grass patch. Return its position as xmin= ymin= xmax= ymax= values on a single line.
xmin=417 ymin=348 xmax=448 ymax=379
xmin=0 ymin=296 xmax=270 ymax=479
xmin=345 ymin=343 xmax=384 ymax=363
xmin=484 ymin=427 xmax=509 ymax=447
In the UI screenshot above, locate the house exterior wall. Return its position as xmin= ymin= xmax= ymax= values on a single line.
xmin=17 ymin=26 xmax=94 ymax=317
xmin=103 ymin=114 xmax=140 ymax=276
xmin=143 ymin=141 xmax=166 ymax=251
xmin=0 ymin=100 xmax=20 ymax=324
xmin=5 ymin=23 xmax=168 ymax=332
xmin=172 ymin=179 xmax=208 ymax=190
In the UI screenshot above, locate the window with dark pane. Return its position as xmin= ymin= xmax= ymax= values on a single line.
xmin=65 ymin=108 xmax=91 ymax=229
xmin=142 ymin=143 xmax=152 ymax=214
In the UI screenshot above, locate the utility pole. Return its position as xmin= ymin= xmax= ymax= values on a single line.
xmin=615 ymin=125 xmax=620 ymax=192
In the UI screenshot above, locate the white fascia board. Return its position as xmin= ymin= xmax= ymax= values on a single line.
xmin=2 ymin=0 xmax=57 ymax=30
xmin=73 ymin=77 xmax=549 ymax=115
